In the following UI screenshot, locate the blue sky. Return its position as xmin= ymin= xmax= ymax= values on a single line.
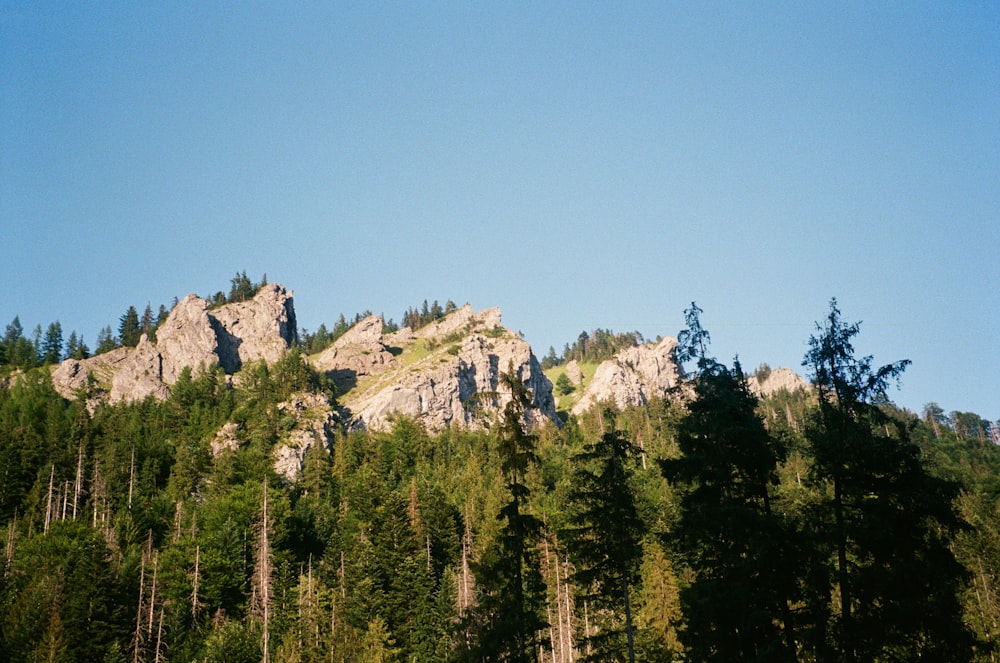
xmin=2 ymin=2 xmax=997 ymax=421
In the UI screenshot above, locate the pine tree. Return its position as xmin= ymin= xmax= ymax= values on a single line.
xmin=564 ymin=410 xmax=645 ymax=662
xmin=661 ymin=304 xmax=797 ymax=662
xmin=119 ymin=307 xmax=141 ymax=348
xmin=95 ymin=326 xmax=117 ymax=355
xmin=802 ymin=299 xmax=977 ymax=661
xmin=42 ymin=321 xmax=63 ymax=364
xmin=471 ymin=364 xmax=547 ymax=662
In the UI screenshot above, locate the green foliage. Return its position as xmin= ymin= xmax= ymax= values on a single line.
xmin=0 ymin=293 xmax=996 ymax=662
xmin=563 ymin=411 xmax=644 ymax=661
xmin=402 ymin=298 xmax=457 ymax=331
xmin=662 ymin=305 xmax=796 ymax=662
xmin=542 ymin=328 xmax=645 ymax=369
xmin=801 ymin=299 xmax=976 ymax=661
xmin=118 ymin=306 xmax=141 ymax=348
xmin=468 ymin=366 xmax=548 ymax=662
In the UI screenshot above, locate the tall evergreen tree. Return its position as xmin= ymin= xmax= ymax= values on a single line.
xmin=95 ymin=325 xmax=118 ymax=355
xmin=803 ymin=298 xmax=976 ymax=661
xmin=471 ymin=365 xmax=547 ymax=662
xmin=118 ymin=306 xmax=141 ymax=348
xmin=564 ymin=410 xmax=645 ymax=662
xmin=41 ymin=321 xmax=63 ymax=364
xmin=661 ymin=304 xmax=797 ymax=662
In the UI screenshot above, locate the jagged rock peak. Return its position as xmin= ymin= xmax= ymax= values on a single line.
xmin=51 ymin=284 xmax=296 ymax=404
xmin=571 ymin=336 xmax=681 ymax=415
xmin=340 ymin=305 xmax=557 ymax=433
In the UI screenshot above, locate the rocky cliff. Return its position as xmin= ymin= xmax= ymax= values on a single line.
xmin=746 ymin=367 xmax=809 ymax=397
xmin=315 ymin=305 xmax=558 ymax=433
xmin=570 ymin=336 xmax=681 ymax=415
xmin=51 ymin=284 xmax=296 ymax=403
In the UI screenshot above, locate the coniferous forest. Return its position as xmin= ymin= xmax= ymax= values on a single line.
xmin=1 ymin=292 xmax=999 ymax=662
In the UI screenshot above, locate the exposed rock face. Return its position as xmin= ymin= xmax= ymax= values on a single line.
xmin=210 ymin=422 xmax=242 ymax=458
xmin=155 ymin=295 xmax=220 ymax=383
xmin=747 ymin=367 xmax=808 ymax=397
xmin=311 ymin=314 xmax=396 ymax=391
xmin=110 ymin=335 xmax=171 ymax=402
xmin=565 ymin=360 xmax=583 ymax=386
xmin=210 ymin=283 xmax=297 ymax=371
xmin=341 ymin=307 xmax=557 ymax=433
xmin=272 ymin=392 xmax=335 ymax=483
xmin=51 ymin=284 xmax=296 ymax=403
xmin=571 ymin=337 xmax=680 ymax=415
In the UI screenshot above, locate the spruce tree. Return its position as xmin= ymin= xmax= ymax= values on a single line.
xmin=118 ymin=306 xmax=141 ymax=348
xmin=661 ymin=304 xmax=797 ymax=662
xmin=471 ymin=365 xmax=547 ymax=662
xmin=564 ymin=410 xmax=645 ymax=662
xmin=803 ymin=299 xmax=976 ymax=661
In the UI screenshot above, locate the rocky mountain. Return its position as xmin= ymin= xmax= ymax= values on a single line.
xmin=46 ymin=282 xmax=808 ymax=480
xmin=746 ymin=366 xmax=809 ymax=397
xmin=51 ymin=284 xmax=296 ymax=403
xmin=313 ymin=305 xmax=558 ymax=433
xmin=570 ymin=336 xmax=682 ymax=415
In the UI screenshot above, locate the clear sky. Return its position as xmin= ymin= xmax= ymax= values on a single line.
xmin=2 ymin=2 xmax=997 ymax=421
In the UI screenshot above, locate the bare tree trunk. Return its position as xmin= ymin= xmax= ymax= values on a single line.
xmin=4 ymin=512 xmax=16 ymax=578
xmin=60 ymin=480 xmax=69 ymax=521
xmin=254 ymin=478 xmax=273 ymax=663
xmin=73 ymin=443 xmax=84 ymax=520
xmin=44 ymin=465 xmax=54 ymax=533
xmin=154 ymin=609 xmax=165 ymax=663
xmin=134 ymin=550 xmax=147 ymax=663
xmin=148 ymin=548 xmax=158 ymax=638
xmin=128 ymin=447 xmax=136 ymax=511
xmin=173 ymin=501 xmax=183 ymax=543
xmin=562 ymin=556 xmax=575 ymax=662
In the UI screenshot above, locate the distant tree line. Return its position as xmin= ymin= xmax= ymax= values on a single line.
xmin=541 ymin=328 xmax=646 ymax=369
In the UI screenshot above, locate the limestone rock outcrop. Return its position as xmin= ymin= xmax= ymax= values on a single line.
xmin=51 ymin=284 xmax=296 ymax=403
xmin=311 ymin=314 xmax=396 ymax=391
xmin=747 ymin=367 xmax=808 ymax=397
xmin=338 ymin=307 xmax=557 ymax=433
xmin=272 ymin=392 xmax=336 ymax=483
xmin=210 ymin=283 xmax=297 ymax=371
xmin=565 ymin=360 xmax=583 ymax=386
xmin=571 ymin=337 xmax=681 ymax=415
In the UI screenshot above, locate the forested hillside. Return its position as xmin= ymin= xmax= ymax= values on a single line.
xmin=1 ymin=290 xmax=998 ymax=661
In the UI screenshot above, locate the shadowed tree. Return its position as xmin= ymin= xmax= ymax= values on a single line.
xmin=564 ymin=409 xmax=645 ymax=662
xmin=803 ymin=298 xmax=976 ymax=661
xmin=661 ymin=303 xmax=798 ymax=662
